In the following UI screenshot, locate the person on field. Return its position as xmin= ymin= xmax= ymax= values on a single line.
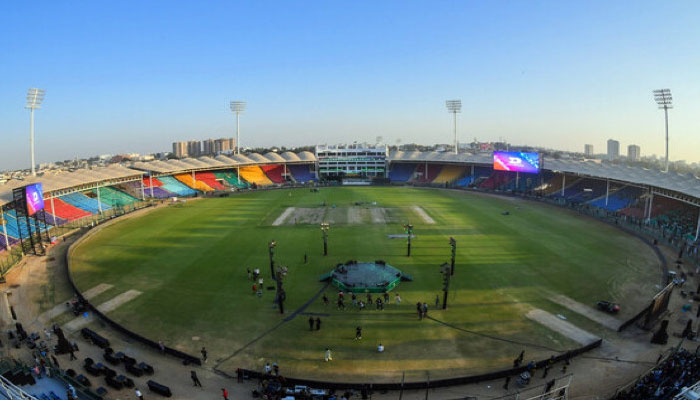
xmin=221 ymin=388 xmax=229 ymax=400
xmin=355 ymin=326 xmax=362 ymax=340
xmin=315 ymin=317 xmax=321 ymax=331
xmin=135 ymin=388 xmax=144 ymax=400
xmin=422 ymin=302 xmax=428 ymax=318
xmin=252 ymin=284 xmax=257 ymax=295
xmin=264 ymin=362 xmax=271 ymax=374
xmin=191 ymin=370 xmax=202 ymax=387
xmin=435 ymin=294 xmax=440 ymax=308
xmin=417 ymin=302 xmax=423 ymax=320
xmin=358 ymin=300 xmax=365 ymax=310
xmin=201 ymin=347 xmax=207 ymax=363
xmin=309 ymin=317 xmax=314 ymax=331
xmin=383 ymin=292 xmax=389 ymax=304
xmin=325 ymin=348 xmax=332 ymax=362
xmin=377 ymin=343 xmax=384 ymax=352
xmin=395 ymin=293 xmax=401 ymax=304
xmin=247 ymin=268 xmax=251 ymax=280
xmin=367 ymin=293 xmax=373 ymax=305
xmin=351 ymin=293 xmax=357 ymax=307
xmin=322 ymin=293 xmax=329 ymax=306
xmin=337 ymin=298 xmax=345 ymax=310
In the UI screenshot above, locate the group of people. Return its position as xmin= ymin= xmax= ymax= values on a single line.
xmin=263 ymin=361 xmax=281 ymax=376
xmin=613 ymin=348 xmax=700 ymax=399
xmin=248 ymin=267 xmax=264 ymax=297
xmin=322 ymin=290 xmax=402 ymax=311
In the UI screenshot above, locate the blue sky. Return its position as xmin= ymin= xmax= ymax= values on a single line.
xmin=1 ymin=1 xmax=699 ymax=170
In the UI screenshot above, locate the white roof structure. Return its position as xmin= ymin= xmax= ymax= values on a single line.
xmin=388 ymin=151 xmax=700 ymax=199
xmin=130 ymin=152 xmax=317 ymax=175
xmin=0 ymin=165 xmax=144 ymax=207
xmin=2 ymin=150 xmax=697 ymax=207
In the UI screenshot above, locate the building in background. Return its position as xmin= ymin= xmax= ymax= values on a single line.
xmin=607 ymin=139 xmax=620 ymax=160
xmin=202 ymin=139 xmax=215 ymax=155
xmin=187 ymin=140 xmax=202 ymax=158
xmin=628 ymin=144 xmax=641 ymax=161
xmin=214 ymin=138 xmax=235 ymax=154
xmin=316 ymin=143 xmax=387 ymax=178
xmin=584 ymin=144 xmax=594 ymax=157
xmin=173 ymin=141 xmax=188 ymax=158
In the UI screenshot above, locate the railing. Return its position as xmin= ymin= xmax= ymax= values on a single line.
xmin=0 ymin=373 xmax=39 ymax=400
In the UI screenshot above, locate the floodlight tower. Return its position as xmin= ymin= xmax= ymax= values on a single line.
xmin=230 ymin=101 xmax=246 ymax=155
xmin=320 ymin=222 xmax=330 ymax=256
xmin=446 ymin=100 xmax=461 ymax=154
xmin=653 ymin=89 xmax=672 ymax=172
xmin=26 ymin=88 xmax=46 ymax=176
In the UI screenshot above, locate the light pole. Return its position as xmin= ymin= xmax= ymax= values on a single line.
xmin=275 ymin=265 xmax=288 ymax=314
xmin=403 ymin=223 xmax=414 ymax=257
xmin=230 ymin=101 xmax=246 ymax=155
xmin=653 ymin=89 xmax=672 ymax=172
xmin=440 ymin=262 xmax=451 ymax=309
xmin=446 ymin=100 xmax=461 ymax=155
xmin=268 ymin=240 xmax=277 ymax=280
xmin=449 ymin=237 xmax=457 ymax=276
xmin=26 ymin=88 xmax=46 ymax=176
xmin=320 ymin=222 xmax=330 ymax=256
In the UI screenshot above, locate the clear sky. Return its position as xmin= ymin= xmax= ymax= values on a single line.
xmin=1 ymin=1 xmax=699 ymax=170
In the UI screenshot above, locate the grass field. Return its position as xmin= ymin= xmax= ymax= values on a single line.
xmin=69 ymin=187 xmax=661 ymax=382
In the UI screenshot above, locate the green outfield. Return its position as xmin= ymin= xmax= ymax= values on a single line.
xmin=69 ymin=187 xmax=661 ymax=382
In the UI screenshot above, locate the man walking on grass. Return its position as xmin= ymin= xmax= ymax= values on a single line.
xmin=309 ymin=317 xmax=314 ymax=331
xmin=191 ymin=370 xmax=202 ymax=387
xmin=325 ymin=348 xmax=332 ymax=362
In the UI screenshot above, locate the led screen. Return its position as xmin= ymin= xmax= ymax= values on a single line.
xmin=493 ymin=151 xmax=540 ymax=173
xmin=25 ymin=183 xmax=45 ymax=216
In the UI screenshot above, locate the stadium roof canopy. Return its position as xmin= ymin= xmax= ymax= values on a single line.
xmin=389 ymin=151 xmax=700 ymax=198
xmin=130 ymin=151 xmax=317 ymax=174
xmin=0 ymin=165 xmax=144 ymax=207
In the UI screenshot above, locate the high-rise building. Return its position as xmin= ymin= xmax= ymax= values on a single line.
xmin=628 ymin=144 xmax=641 ymax=161
xmin=187 ymin=140 xmax=201 ymax=158
xmin=214 ymin=138 xmax=235 ymax=154
xmin=202 ymin=139 xmax=216 ymax=155
xmin=172 ymin=141 xmax=188 ymax=158
xmin=607 ymin=139 xmax=620 ymax=160
xmin=584 ymin=144 xmax=594 ymax=157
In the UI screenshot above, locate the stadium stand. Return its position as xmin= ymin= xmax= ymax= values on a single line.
xmin=261 ymin=165 xmax=286 ymax=184
xmin=156 ymin=176 xmax=197 ymax=197
xmin=92 ymin=187 xmax=138 ymax=208
xmin=44 ymin=198 xmax=91 ymax=223
xmin=213 ymin=171 xmax=249 ymax=188
xmin=287 ymin=165 xmax=316 ymax=183
xmin=412 ymin=163 xmax=442 ymax=183
xmin=454 ymin=166 xmax=493 ymax=187
xmin=143 ymin=176 xmax=163 ymax=187
xmin=239 ymin=166 xmax=273 ymax=186
xmin=3 ymin=210 xmax=49 ymax=238
xmin=389 ymin=163 xmax=417 ymax=182
xmin=540 ymin=173 xmax=569 ymax=195
xmin=479 ymin=171 xmax=513 ymax=190
xmin=590 ymin=185 xmax=644 ymax=211
xmin=61 ymin=192 xmax=111 ymax=214
xmin=432 ymin=165 xmax=467 ymax=184
xmin=557 ymin=178 xmax=608 ymax=203
xmin=612 ymin=349 xmax=700 ymax=399
xmin=174 ymin=173 xmax=214 ymax=192
xmin=194 ymin=172 xmax=226 ymax=190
